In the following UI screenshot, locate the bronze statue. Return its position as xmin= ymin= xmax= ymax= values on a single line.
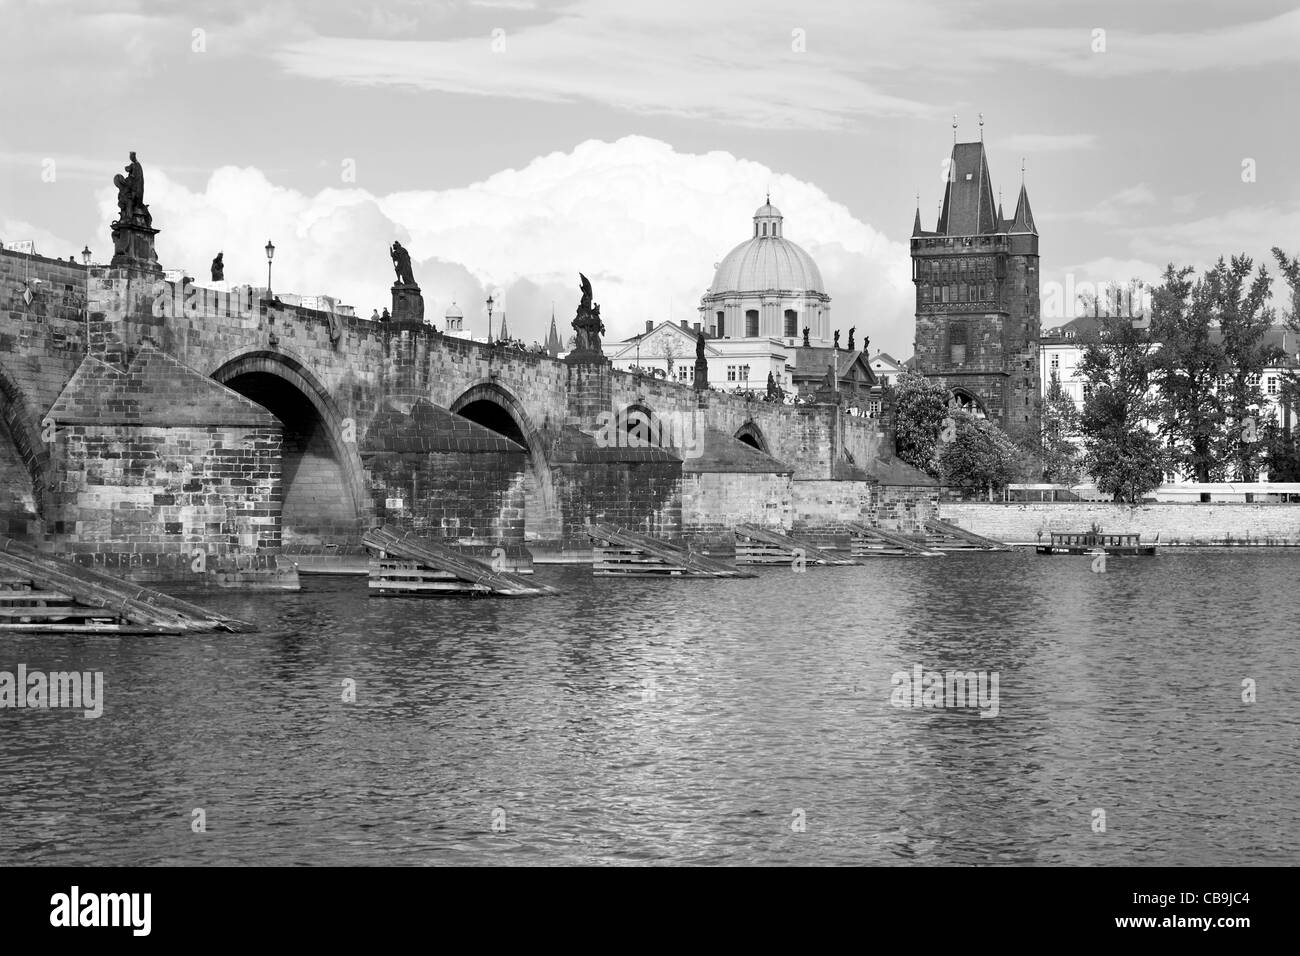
xmin=210 ymin=252 xmax=224 ymax=282
xmin=802 ymin=327 xmax=810 ymax=347
xmin=695 ymin=329 xmax=706 ymax=361
xmin=833 ymin=330 xmax=840 ymax=350
xmin=863 ymin=334 xmax=870 ymax=352
xmin=390 ymin=241 xmax=416 ymax=286
xmin=766 ymin=371 xmax=777 ymax=398
xmin=847 ymin=327 xmax=855 ymax=350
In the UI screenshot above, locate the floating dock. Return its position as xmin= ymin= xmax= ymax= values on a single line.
xmin=362 ymin=528 xmax=558 ymax=597
xmin=0 ymin=537 xmax=256 ymax=634
xmin=1036 ymin=531 xmax=1157 ymax=556
xmin=732 ymin=525 xmax=858 ymax=566
xmin=587 ymin=524 xmax=756 ymax=578
xmin=924 ymin=518 xmax=1015 ymax=552
xmin=847 ymin=523 xmax=945 ymax=558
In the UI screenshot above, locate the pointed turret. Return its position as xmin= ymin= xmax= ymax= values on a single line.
xmin=545 ymin=307 xmax=563 ymax=357
xmin=912 ymin=207 xmax=923 ymax=237
xmin=1010 ymin=183 xmax=1037 ymax=234
xmin=497 ymin=311 xmax=509 ymax=342
xmin=939 ymin=141 xmax=998 ymax=236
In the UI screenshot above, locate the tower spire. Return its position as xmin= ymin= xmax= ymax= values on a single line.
xmin=979 ymin=112 xmax=984 ymax=141
xmin=952 ymin=113 xmax=958 ymax=143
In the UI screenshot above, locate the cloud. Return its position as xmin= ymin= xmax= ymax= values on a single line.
xmin=1001 ymin=133 xmax=1096 ymax=153
xmin=107 ymin=135 xmax=916 ymax=353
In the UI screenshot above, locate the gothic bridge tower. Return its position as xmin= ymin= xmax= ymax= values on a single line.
xmin=911 ymin=131 xmax=1040 ymax=442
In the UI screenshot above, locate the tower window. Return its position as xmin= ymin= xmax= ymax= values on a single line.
xmin=762 ymin=222 xmax=768 ymax=237
xmin=716 ymin=311 xmax=725 ymax=338
xmin=745 ymin=309 xmax=759 ymax=337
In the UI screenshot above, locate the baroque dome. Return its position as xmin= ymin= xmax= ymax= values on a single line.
xmin=709 ymin=201 xmax=825 ymax=296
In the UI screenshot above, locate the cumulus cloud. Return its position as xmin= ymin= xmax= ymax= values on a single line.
xmin=111 ymin=136 xmax=916 ymax=353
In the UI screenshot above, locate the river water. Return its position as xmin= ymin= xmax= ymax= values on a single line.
xmin=2 ymin=550 xmax=1297 ymax=866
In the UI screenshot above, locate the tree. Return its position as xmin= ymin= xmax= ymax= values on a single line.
xmin=1148 ymin=264 xmax=1225 ymax=482
xmin=935 ymin=408 xmax=1025 ymax=498
xmin=1077 ymin=311 xmax=1167 ymax=502
xmin=1039 ymin=371 xmax=1083 ymax=485
xmin=889 ymin=369 xmax=950 ymax=477
xmin=1209 ymin=256 xmax=1282 ymax=481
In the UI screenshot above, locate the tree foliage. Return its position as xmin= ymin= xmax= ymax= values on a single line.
xmin=935 ymin=408 xmax=1026 ymax=497
xmin=1038 ymin=371 xmax=1083 ymax=485
xmin=1076 ymin=312 xmax=1167 ymax=502
xmin=890 ymin=369 xmax=950 ymax=477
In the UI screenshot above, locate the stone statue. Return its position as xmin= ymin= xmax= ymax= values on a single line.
xmin=113 ymin=151 xmax=147 ymax=222
xmin=390 ymin=241 xmax=416 ymax=286
xmin=766 ymin=371 xmax=777 ymax=399
xmin=211 ymin=252 xmax=224 ymax=282
xmin=847 ymin=327 xmax=855 ymax=350
xmin=380 ymin=307 xmax=391 ymax=322
xmin=802 ymin=327 xmax=810 ymax=347
xmin=833 ymin=330 xmax=841 ymax=350
xmin=693 ymin=330 xmax=709 ymax=390
xmin=695 ymin=329 xmax=706 ymax=361
xmin=570 ymin=272 xmax=606 ymax=354
xmin=863 ymin=335 xmax=870 ymax=352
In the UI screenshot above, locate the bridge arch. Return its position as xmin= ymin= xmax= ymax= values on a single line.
xmin=451 ymin=381 xmax=560 ymax=541
xmin=0 ymin=361 xmax=48 ymax=527
xmin=211 ymin=349 xmax=367 ymax=544
xmin=733 ymin=420 xmax=770 ymax=454
xmin=948 ymin=388 xmax=988 ymax=419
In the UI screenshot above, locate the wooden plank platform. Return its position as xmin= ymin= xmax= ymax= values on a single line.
xmin=847 ymin=523 xmax=946 ymax=558
xmin=732 ymin=525 xmax=857 ymax=566
xmin=586 ymin=524 xmax=755 ymax=578
xmin=924 ymin=518 xmax=1014 ymax=552
xmin=0 ymin=537 xmax=256 ymax=634
xmin=362 ymin=529 xmax=558 ymax=597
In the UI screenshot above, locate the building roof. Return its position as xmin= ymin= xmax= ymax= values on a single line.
xmin=790 ymin=347 xmax=877 ymax=384
xmin=938 ymin=142 xmax=998 ymax=236
xmin=444 ymin=301 xmax=463 ymax=318
xmin=708 ymin=200 xmax=826 ymax=297
xmin=1009 ymin=182 xmax=1037 ymax=234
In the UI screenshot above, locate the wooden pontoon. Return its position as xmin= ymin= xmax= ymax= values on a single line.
xmin=732 ymin=525 xmax=858 ymax=566
xmin=1035 ymin=532 xmax=1157 ymax=556
xmin=587 ymin=524 xmax=756 ymax=578
xmin=924 ymin=518 xmax=1014 ymax=552
xmin=0 ymin=537 xmax=256 ymax=634
xmin=362 ymin=528 xmax=558 ymax=597
xmin=847 ymin=523 xmax=945 ymax=558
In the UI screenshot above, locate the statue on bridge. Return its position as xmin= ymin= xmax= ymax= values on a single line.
xmin=833 ymin=329 xmax=841 ymax=350
xmin=109 ymin=151 xmax=161 ymax=274
xmin=847 ymin=327 xmax=855 ymax=350
xmin=113 ymin=151 xmax=148 ymax=224
xmin=693 ymin=328 xmax=709 ymax=390
xmin=390 ymin=241 xmax=416 ymax=287
xmin=210 ymin=252 xmax=224 ymax=283
xmin=802 ymin=327 xmax=810 ymax=347
xmin=566 ymin=272 xmax=608 ymax=364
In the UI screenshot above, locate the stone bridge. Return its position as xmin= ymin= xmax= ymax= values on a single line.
xmin=1 ymin=246 xmax=934 ymax=583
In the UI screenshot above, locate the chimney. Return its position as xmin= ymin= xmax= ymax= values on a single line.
xmin=693 ymin=322 xmax=701 ymax=333
xmin=645 ymin=320 xmax=654 ymax=333
xmin=680 ymin=319 xmax=688 ymax=329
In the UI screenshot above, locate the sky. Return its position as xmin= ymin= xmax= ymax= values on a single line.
xmin=1 ymin=0 xmax=1297 ymax=357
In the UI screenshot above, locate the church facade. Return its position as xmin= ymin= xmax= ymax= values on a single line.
xmin=911 ymin=137 xmax=1041 ymax=441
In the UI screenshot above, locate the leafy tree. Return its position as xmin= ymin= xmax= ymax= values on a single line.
xmin=1076 ymin=312 xmax=1167 ymax=502
xmin=889 ymin=369 xmax=950 ymax=477
xmin=1211 ymin=256 xmax=1282 ymax=481
xmin=1148 ymin=264 xmax=1225 ymax=482
xmin=1039 ymin=371 xmax=1083 ymax=485
xmin=935 ymin=408 xmax=1025 ymax=497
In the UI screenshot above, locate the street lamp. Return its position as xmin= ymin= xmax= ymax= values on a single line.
xmin=80 ymin=246 xmax=91 ymax=266
xmin=265 ymin=240 xmax=275 ymax=297
xmin=486 ymin=294 xmax=494 ymax=344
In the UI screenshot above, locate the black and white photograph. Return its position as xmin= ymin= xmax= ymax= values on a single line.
xmin=0 ymin=0 xmax=1294 ymax=929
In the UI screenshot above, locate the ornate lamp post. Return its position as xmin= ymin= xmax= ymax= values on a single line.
xmin=265 ymin=239 xmax=275 ymax=297
xmin=486 ymin=294 xmax=494 ymax=344
xmin=80 ymin=246 xmax=91 ymax=266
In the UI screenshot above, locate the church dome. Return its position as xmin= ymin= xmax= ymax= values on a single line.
xmin=445 ymin=301 xmax=463 ymax=319
xmin=709 ymin=199 xmax=825 ymax=295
